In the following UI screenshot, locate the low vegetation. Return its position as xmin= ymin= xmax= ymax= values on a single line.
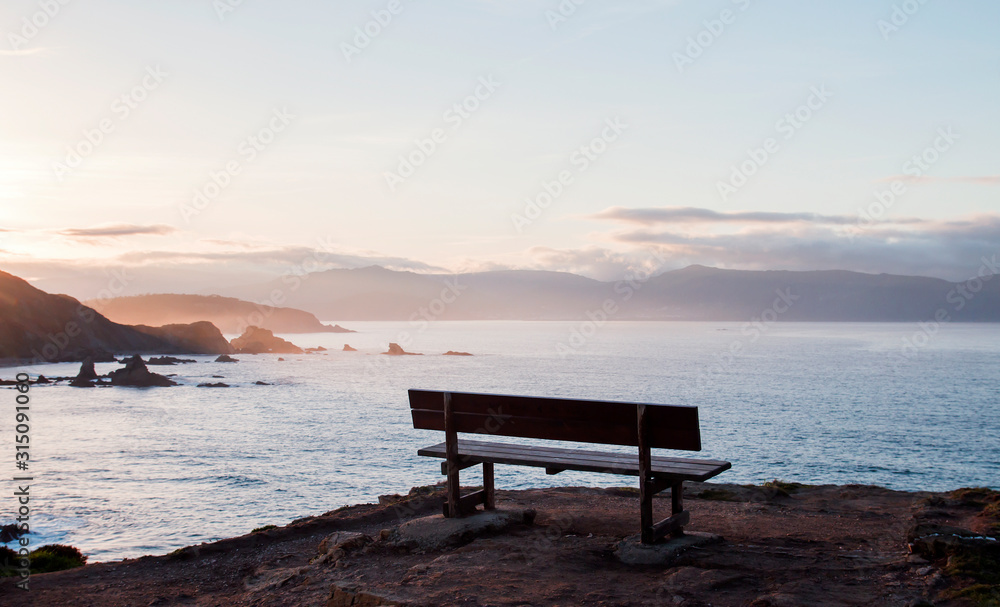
xmin=0 ymin=544 xmax=87 ymax=576
xmin=251 ymin=525 xmax=278 ymax=533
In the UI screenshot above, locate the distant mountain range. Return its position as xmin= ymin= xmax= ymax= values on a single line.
xmin=215 ymin=265 xmax=1000 ymax=322
xmin=87 ymin=294 xmax=355 ymax=334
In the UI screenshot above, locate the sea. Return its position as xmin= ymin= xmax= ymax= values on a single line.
xmin=4 ymin=321 xmax=999 ymax=562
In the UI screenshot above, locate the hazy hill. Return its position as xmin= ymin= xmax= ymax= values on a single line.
xmin=87 ymin=294 xmax=355 ymax=334
xmin=216 ymin=265 xmax=1000 ymax=322
xmin=0 ymin=270 xmax=232 ymax=362
xmin=219 ymin=266 xmax=614 ymax=321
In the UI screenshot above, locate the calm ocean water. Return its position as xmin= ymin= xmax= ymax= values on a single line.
xmin=5 ymin=321 xmax=999 ymax=561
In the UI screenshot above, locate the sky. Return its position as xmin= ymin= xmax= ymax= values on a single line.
xmin=1 ymin=0 xmax=998 ymax=298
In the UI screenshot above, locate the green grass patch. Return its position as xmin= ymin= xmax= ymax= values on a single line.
xmin=28 ymin=545 xmax=87 ymax=574
xmin=944 ymin=583 xmax=1000 ymax=607
xmin=1 ymin=544 xmax=88 ymax=576
xmin=251 ymin=525 xmax=278 ymax=533
xmin=951 ymin=488 xmax=1000 ymax=507
xmin=981 ymin=503 xmax=1000 ymax=520
xmin=944 ymin=551 xmax=1000 ymax=586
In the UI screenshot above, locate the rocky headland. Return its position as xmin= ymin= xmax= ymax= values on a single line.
xmin=86 ymin=293 xmax=356 ymax=334
xmin=230 ymin=326 xmax=304 ymax=354
xmin=3 ymin=482 xmax=998 ymax=606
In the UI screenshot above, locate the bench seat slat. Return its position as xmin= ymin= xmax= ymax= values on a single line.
xmin=418 ymin=440 xmax=731 ymax=482
xmin=440 ymin=439 xmax=731 ymax=468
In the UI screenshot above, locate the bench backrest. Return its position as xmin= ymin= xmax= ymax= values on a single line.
xmin=408 ymin=389 xmax=702 ymax=451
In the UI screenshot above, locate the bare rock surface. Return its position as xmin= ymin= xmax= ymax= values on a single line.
xmin=231 ymin=326 xmax=304 ymax=354
xmin=395 ymin=509 xmax=535 ymax=551
xmin=4 ymin=483 xmax=997 ymax=606
xmin=108 ymin=355 xmax=176 ymax=387
xmin=382 ymin=343 xmax=421 ymax=356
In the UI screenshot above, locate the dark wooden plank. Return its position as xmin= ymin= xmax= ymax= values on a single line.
xmin=417 ymin=441 xmax=728 ymax=477
xmin=441 ymin=439 xmax=731 ymax=468
xmin=649 ymin=510 xmax=690 ymax=543
xmin=444 ymin=392 xmax=461 ymax=518
xmin=409 ymin=390 xmax=702 ymax=450
xmin=483 ymin=463 xmax=495 ymax=510
xmin=417 ymin=441 xmax=730 ymax=477
xmin=638 ymin=404 xmax=653 ymax=544
xmin=440 ymin=459 xmax=479 ymax=475
xmin=411 ymin=409 xmax=702 ymax=451
xmin=458 ymin=489 xmax=486 ymax=513
xmin=417 ymin=441 xmax=731 ymax=481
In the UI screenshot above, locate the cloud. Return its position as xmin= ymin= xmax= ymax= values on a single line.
xmin=2 ymin=245 xmax=447 ymax=299
xmin=597 ymin=214 xmax=1000 ymax=282
xmin=57 ymin=224 xmax=177 ymax=239
xmin=588 ymin=206 xmax=872 ymax=226
xmin=588 ymin=205 xmax=941 ymax=228
xmin=115 ymin=246 xmax=446 ymax=273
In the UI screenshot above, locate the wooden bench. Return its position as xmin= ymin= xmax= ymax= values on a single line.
xmin=409 ymin=389 xmax=731 ymax=544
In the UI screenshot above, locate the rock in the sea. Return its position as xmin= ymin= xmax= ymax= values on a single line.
xmin=443 ymin=351 xmax=473 ymax=356
xmin=305 ymin=346 xmax=327 ymax=353
xmin=343 ymin=344 xmax=357 ymax=352
xmin=215 ymin=354 xmax=238 ymax=363
xmin=197 ymin=382 xmax=229 ymax=388
xmin=146 ymin=356 xmax=197 ymax=365
xmin=382 ymin=343 xmax=422 ymax=356
xmin=254 ymin=380 xmax=272 ymax=385
xmin=0 ymin=523 xmax=25 ymax=543
xmin=230 ymin=326 xmax=304 ymax=354
xmin=77 ymin=357 xmax=100 ymax=381
xmin=34 ymin=375 xmax=50 ymax=384
xmin=70 ymin=358 xmax=100 ymax=387
xmin=277 ymin=357 xmax=285 ymax=361
xmin=109 ymin=355 xmax=177 ymax=387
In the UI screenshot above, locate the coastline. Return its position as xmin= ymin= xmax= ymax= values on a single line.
xmin=3 ymin=481 xmax=997 ymax=606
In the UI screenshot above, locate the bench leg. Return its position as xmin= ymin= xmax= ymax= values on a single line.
xmin=483 ymin=462 xmax=495 ymax=510
xmin=671 ymin=481 xmax=685 ymax=538
xmin=639 ymin=478 xmax=654 ymax=544
xmin=444 ymin=458 xmax=462 ymax=518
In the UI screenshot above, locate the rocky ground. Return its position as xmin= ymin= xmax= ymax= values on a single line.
xmin=1 ymin=482 xmax=998 ymax=606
